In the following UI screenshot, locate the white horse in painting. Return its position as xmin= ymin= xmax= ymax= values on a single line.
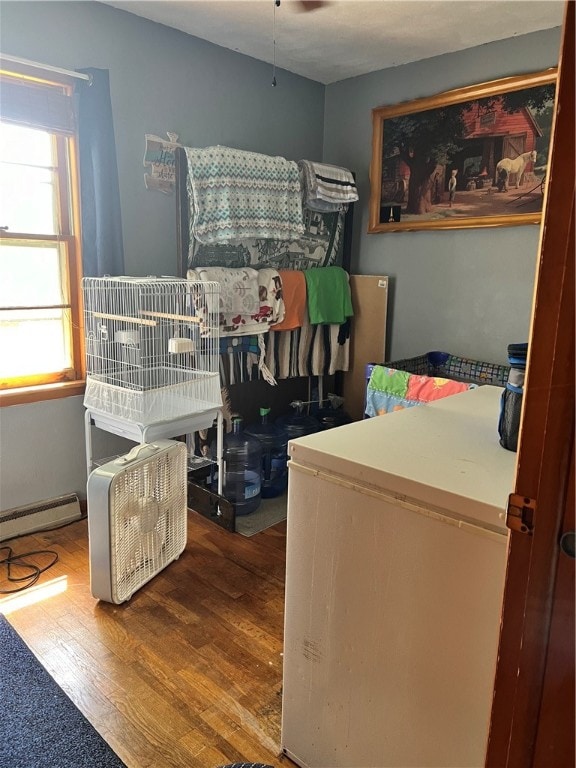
xmin=496 ymin=150 xmax=537 ymax=192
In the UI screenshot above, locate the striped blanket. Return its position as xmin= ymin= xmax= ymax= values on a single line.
xmin=185 ymin=145 xmax=304 ymax=243
xmin=298 ymin=160 xmax=358 ymax=212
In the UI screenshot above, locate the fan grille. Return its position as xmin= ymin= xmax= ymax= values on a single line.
xmin=110 ymin=443 xmax=187 ymax=602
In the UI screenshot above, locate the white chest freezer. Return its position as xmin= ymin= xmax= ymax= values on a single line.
xmin=281 ymin=386 xmax=516 ymax=768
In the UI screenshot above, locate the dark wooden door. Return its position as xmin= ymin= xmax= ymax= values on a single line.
xmin=486 ymin=2 xmax=575 ymax=766
xmin=532 ymin=447 xmax=575 ymax=766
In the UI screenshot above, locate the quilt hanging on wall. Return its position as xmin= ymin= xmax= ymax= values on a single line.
xmin=188 ymin=207 xmax=346 ymax=271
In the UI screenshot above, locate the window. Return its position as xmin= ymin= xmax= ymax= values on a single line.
xmin=0 ymin=64 xmax=84 ymax=404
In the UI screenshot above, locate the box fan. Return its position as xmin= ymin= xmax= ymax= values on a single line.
xmin=87 ymin=440 xmax=187 ymax=604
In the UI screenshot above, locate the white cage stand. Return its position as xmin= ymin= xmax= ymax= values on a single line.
xmin=82 ymin=276 xmax=229 ymax=526
xmin=84 ymin=407 xmax=227 ymax=526
xmin=84 ymin=408 xmax=222 ymax=479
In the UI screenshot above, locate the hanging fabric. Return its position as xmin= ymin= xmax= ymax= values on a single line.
xmin=188 ymin=266 xmax=284 ymax=336
xmin=189 ymin=266 xmax=284 ymax=386
xmin=271 ymin=269 xmax=307 ymax=331
xmin=298 ymin=160 xmax=358 ymax=212
xmin=76 ymin=68 xmax=124 ymax=277
xmin=304 ymin=266 xmax=354 ymax=325
xmin=185 ymin=145 xmax=304 ymax=244
xmin=265 ymin=318 xmax=350 ymax=380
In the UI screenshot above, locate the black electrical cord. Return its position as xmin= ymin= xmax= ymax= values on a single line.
xmin=0 ymin=545 xmax=59 ymax=594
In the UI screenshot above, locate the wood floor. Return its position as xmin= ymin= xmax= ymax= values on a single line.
xmin=1 ymin=512 xmax=291 ymax=768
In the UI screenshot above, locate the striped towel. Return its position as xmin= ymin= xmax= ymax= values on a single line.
xmin=265 ymin=320 xmax=350 ymax=380
xmin=185 ymin=145 xmax=304 ymax=243
xmin=298 ymin=160 xmax=358 ymax=212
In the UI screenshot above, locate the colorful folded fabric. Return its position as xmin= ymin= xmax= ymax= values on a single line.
xmin=220 ymin=335 xmax=260 ymax=356
xmin=304 ymin=266 xmax=353 ymax=325
xmin=185 ymin=145 xmax=304 ymax=244
xmin=365 ymin=365 xmax=476 ymax=417
xmin=271 ymin=269 xmax=307 ymax=331
xmin=219 ymin=335 xmax=260 ymax=386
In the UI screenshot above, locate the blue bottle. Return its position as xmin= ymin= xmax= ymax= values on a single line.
xmin=245 ymin=408 xmax=289 ymax=498
xmin=275 ymin=411 xmax=321 ymax=440
xmin=211 ymin=417 xmax=262 ymax=515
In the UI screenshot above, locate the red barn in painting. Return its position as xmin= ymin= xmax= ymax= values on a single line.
xmin=460 ymin=99 xmax=542 ymax=185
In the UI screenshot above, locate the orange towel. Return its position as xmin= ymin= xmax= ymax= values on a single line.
xmin=271 ymin=270 xmax=307 ymax=331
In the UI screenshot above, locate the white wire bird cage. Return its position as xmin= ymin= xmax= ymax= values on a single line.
xmin=82 ymin=277 xmax=222 ymax=425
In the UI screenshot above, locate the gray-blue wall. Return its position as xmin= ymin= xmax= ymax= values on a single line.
xmin=0 ymin=1 xmax=324 ymax=511
xmin=324 ymin=27 xmax=562 ymax=363
xmin=0 ymin=2 xmax=562 ymax=512
xmin=0 ymin=1 xmax=325 ymax=278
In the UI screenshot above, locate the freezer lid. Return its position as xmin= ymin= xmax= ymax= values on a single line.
xmin=288 ymin=386 xmax=515 ymax=534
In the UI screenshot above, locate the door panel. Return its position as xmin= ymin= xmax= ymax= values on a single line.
xmin=532 ymin=448 xmax=575 ymax=767
xmin=486 ymin=3 xmax=575 ymax=766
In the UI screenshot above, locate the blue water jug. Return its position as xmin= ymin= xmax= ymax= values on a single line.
xmin=245 ymin=408 xmax=289 ymax=498
xmin=275 ymin=411 xmax=322 ymax=440
xmin=211 ymin=417 xmax=262 ymax=516
xmin=316 ymin=406 xmax=352 ymax=430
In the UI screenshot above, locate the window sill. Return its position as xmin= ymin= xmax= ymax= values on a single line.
xmin=0 ymin=380 xmax=86 ymax=407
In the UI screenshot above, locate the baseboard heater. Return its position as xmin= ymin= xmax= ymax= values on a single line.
xmin=0 ymin=493 xmax=83 ymax=542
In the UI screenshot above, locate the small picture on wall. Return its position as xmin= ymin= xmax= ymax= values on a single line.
xmin=369 ymin=68 xmax=557 ymax=232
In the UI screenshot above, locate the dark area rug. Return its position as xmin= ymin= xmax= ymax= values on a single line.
xmin=0 ymin=614 xmax=126 ymax=768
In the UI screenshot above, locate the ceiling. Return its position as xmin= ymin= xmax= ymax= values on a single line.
xmin=103 ymin=0 xmax=564 ymax=85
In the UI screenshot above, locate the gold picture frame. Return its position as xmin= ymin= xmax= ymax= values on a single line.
xmin=369 ymin=68 xmax=557 ymax=233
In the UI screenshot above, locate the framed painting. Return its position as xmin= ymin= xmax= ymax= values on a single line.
xmin=369 ymin=68 xmax=557 ymax=233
